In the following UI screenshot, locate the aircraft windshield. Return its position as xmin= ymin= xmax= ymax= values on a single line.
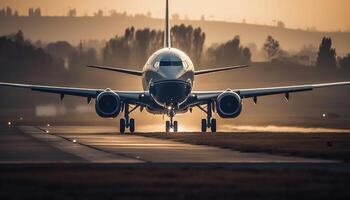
xmin=159 ymin=61 xmax=183 ymax=66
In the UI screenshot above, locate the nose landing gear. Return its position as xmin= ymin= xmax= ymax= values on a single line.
xmin=165 ymin=118 xmax=178 ymax=133
xmin=165 ymin=106 xmax=178 ymax=133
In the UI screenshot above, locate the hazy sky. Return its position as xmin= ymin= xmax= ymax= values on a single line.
xmin=1 ymin=0 xmax=349 ymax=31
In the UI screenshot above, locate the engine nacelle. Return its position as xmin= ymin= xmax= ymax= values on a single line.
xmin=216 ymin=91 xmax=242 ymax=118
xmin=95 ymin=91 xmax=121 ymax=118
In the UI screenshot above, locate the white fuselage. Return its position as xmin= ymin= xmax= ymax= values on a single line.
xmin=142 ymin=48 xmax=195 ymax=110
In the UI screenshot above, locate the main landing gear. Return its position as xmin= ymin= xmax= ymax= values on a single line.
xmin=120 ymin=103 xmax=139 ymax=134
xmin=197 ymin=103 xmax=217 ymax=133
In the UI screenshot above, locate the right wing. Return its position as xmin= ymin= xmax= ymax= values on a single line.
xmin=87 ymin=65 xmax=143 ymax=76
xmin=0 ymin=82 xmax=149 ymax=105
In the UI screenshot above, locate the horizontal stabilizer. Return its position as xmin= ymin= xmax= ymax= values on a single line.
xmin=194 ymin=65 xmax=248 ymax=76
xmin=87 ymin=65 xmax=143 ymax=76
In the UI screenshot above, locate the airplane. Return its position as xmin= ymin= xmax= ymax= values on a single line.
xmin=1 ymin=0 xmax=350 ymax=133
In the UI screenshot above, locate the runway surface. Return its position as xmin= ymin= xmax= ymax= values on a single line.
xmin=0 ymin=125 xmax=338 ymax=164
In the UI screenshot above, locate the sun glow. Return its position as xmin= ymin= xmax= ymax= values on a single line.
xmin=0 ymin=0 xmax=349 ymax=31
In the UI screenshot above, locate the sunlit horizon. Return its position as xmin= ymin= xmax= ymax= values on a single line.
xmin=1 ymin=0 xmax=350 ymax=31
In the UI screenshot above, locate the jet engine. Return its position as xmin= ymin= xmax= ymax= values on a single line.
xmin=95 ymin=90 xmax=121 ymax=118
xmin=216 ymin=91 xmax=242 ymax=118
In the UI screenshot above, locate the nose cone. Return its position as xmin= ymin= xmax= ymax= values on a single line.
xmin=150 ymin=80 xmax=192 ymax=106
xmin=159 ymin=66 xmax=185 ymax=79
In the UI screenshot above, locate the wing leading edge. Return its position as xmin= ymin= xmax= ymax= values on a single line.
xmin=194 ymin=65 xmax=248 ymax=76
xmin=2 ymin=81 xmax=350 ymax=108
xmin=0 ymin=82 xmax=100 ymax=97
xmin=239 ymin=81 xmax=350 ymax=98
xmin=87 ymin=65 xmax=143 ymax=76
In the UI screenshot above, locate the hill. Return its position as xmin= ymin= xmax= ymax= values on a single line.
xmin=1 ymin=15 xmax=350 ymax=56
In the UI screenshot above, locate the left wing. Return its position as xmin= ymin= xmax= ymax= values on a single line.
xmin=193 ymin=81 xmax=350 ymax=104
xmin=194 ymin=65 xmax=248 ymax=76
xmin=0 ymin=82 xmax=148 ymax=105
xmin=239 ymin=82 xmax=350 ymax=98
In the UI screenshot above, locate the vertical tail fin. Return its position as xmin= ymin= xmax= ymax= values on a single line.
xmin=164 ymin=0 xmax=171 ymax=48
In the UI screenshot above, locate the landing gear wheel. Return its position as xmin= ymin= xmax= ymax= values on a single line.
xmin=173 ymin=121 xmax=178 ymax=132
xmin=201 ymin=119 xmax=207 ymax=133
xmin=166 ymin=121 xmax=170 ymax=133
xmin=120 ymin=118 xmax=126 ymax=134
xmin=129 ymin=118 xmax=135 ymax=133
xmin=210 ymin=119 xmax=217 ymax=133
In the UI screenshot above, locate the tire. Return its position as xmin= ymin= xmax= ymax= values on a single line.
xmin=211 ymin=118 xmax=217 ymax=133
xmin=173 ymin=121 xmax=178 ymax=132
xmin=120 ymin=118 xmax=126 ymax=134
xmin=166 ymin=121 xmax=170 ymax=133
xmin=201 ymin=119 xmax=207 ymax=133
xmin=130 ymin=118 xmax=135 ymax=133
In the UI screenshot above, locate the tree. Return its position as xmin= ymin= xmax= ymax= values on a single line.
xmin=6 ymin=7 xmax=12 ymax=16
xmin=297 ymin=44 xmax=317 ymax=65
xmin=28 ymin=8 xmax=41 ymax=17
xmin=103 ymin=27 xmax=164 ymax=67
xmin=94 ymin=10 xmax=103 ymax=17
xmin=171 ymin=24 xmax=205 ymax=65
xmin=35 ymin=8 xmax=41 ymax=16
xmin=192 ymin=27 xmax=206 ymax=64
xmin=28 ymin=8 xmax=34 ymax=16
xmin=67 ymin=9 xmax=77 ymax=17
xmin=103 ymin=27 xmax=134 ymax=66
xmin=70 ymin=48 xmax=97 ymax=71
xmin=338 ymin=54 xmax=350 ymax=69
xmin=0 ymin=31 xmax=63 ymax=81
xmin=316 ymin=37 xmax=337 ymax=69
xmin=206 ymin=35 xmax=251 ymax=66
xmin=45 ymin=41 xmax=76 ymax=59
xmin=102 ymin=25 xmax=204 ymax=66
xmin=263 ymin=35 xmax=281 ymax=60
xmin=242 ymin=47 xmax=252 ymax=63
xmin=135 ymin=28 xmax=156 ymax=64
xmin=12 ymin=30 xmax=25 ymax=43
xmin=277 ymin=21 xmax=285 ymax=28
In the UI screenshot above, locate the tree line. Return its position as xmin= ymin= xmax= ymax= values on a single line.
xmin=0 ymin=25 xmax=252 ymax=83
xmin=1 ymin=25 xmax=350 ymax=84
xmin=0 ymin=6 xmax=145 ymax=18
xmin=76 ymin=24 xmax=250 ymax=68
xmin=262 ymin=35 xmax=350 ymax=69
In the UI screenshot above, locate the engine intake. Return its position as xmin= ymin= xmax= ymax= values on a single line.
xmin=216 ymin=91 xmax=242 ymax=118
xmin=95 ymin=91 xmax=121 ymax=118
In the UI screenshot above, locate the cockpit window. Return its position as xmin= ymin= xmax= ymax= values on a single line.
xmin=182 ymin=61 xmax=188 ymax=69
xmin=159 ymin=61 xmax=183 ymax=66
xmin=154 ymin=61 xmax=160 ymax=69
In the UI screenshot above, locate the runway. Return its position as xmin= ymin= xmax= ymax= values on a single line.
xmin=0 ymin=125 xmax=338 ymax=164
